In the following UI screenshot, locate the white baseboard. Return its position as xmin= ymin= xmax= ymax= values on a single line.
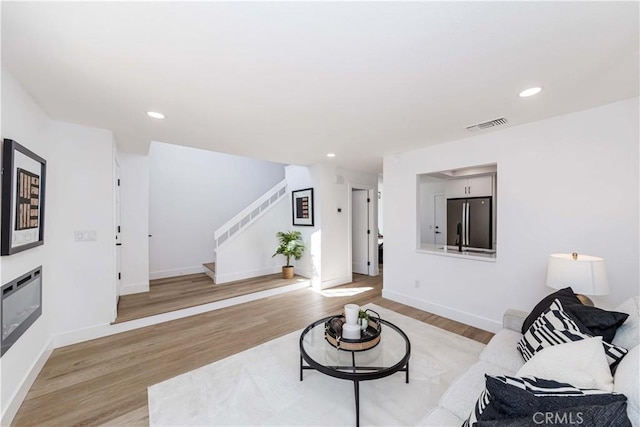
xmin=119 ymin=281 xmax=149 ymax=295
xmin=320 ymin=275 xmax=351 ymax=290
xmin=352 ymin=263 xmax=368 ymax=275
xmin=149 ymin=266 xmax=204 ymax=280
xmin=382 ymin=289 xmax=502 ymax=333
xmin=53 ymin=279 xmax=311 ymax=348
xmin=294 ymin=268 xmax=312 ymax=279
xmin=1 ymin=338 xmax=54 ymax=426
xmin=5 ymin=277 xmax=314 ymax=423
xmin=215 ymin=266 xmax=281 ymax=284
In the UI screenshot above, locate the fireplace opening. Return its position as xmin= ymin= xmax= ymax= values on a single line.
xmin=1 ymin=266 xmax=42 ymax=356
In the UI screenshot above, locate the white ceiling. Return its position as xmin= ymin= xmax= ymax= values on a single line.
xmin=3 ymin=1 xmax=638 ymax=173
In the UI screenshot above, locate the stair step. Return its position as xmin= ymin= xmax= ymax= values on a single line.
xmin=203 ymin=262 xmax=216 ymax=283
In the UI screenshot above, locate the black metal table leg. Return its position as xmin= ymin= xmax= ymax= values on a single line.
xmin=352 ymin=351 xmax=359 ymax=426
xmin=299 ymin=316 xmax=411 ymax=427
xmin=354 ymin=380 xmax=360 ymax=427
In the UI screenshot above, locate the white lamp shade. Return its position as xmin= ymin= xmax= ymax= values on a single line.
xmin=546 ymin=253 xmax=610 ymax=296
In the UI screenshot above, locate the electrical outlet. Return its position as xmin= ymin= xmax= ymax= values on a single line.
xmin=414 ymin=280 xmax=420 ymax=289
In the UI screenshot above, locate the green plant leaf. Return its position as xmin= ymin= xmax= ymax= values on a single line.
xmin=272 ymin=230 xmax=305 ymax=267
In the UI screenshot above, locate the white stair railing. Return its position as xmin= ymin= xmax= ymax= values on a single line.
xmin=213 ymin=179 xmax=287 ymax=249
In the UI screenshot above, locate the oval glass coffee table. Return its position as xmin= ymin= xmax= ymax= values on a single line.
xmin=299 ymin=316 xmax=411 ymax=427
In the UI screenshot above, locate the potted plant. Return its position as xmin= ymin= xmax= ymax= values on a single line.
xmin=358 ymin=309 xmax=369 ymax=331
xmin=272 ymin=231 xmax=305 ymax=279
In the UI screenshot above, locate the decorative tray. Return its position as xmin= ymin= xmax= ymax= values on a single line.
xmin=324 ymin=309 xmax=381 ymax=351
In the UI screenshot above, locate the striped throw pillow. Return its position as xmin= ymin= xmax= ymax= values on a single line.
xmin=517 ymin=299 xmax=628 ymax=368
xmin=463 ymin=375 xmax=629 ymax=426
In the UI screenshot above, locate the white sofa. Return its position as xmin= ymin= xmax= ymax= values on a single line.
xmin=420 ymin=297 xmax=640 ymax=426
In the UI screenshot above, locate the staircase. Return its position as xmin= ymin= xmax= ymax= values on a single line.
xmin=203 ymin=262 xmax=216 ymax=281
xmin=203 ymin=179 xmax=287 ymax=283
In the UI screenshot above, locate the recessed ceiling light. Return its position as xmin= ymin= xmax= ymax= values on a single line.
xmin=147 ymin=111 xmax=165 ymax=119
xmin=519 ymin=87 xmax=542 ymax=98
xmin=326 ymin=153 xmax=336 ymax=158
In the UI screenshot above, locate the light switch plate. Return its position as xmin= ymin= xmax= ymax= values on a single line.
xmin=74 ymin=230 xmax=97 ymax=242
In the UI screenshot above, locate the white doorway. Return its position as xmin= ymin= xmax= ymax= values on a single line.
xmin=351 ymin=188 xmax=372 ymax=275
xmin=434 ymin=193 xmax=446 ymax=246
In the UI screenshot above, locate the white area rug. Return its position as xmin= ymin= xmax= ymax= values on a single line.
xmin=148 ymin=304 xmax=485 ymax=426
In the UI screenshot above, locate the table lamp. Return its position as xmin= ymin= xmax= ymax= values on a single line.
xmin=546 ymin=252 xmax=609 ymax=306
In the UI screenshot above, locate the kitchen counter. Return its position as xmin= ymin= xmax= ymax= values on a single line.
xmin=417 ymin=243 xmax=497 ymax=262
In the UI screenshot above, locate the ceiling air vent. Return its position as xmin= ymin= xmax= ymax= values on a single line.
xmin=466 ymin=117 xmax=508 ymax=132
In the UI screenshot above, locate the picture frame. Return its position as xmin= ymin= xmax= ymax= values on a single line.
xmin=1 ymin=139 xmax=47 ymax=255
xmin=292 ymin=187 xmax=314 ymax=226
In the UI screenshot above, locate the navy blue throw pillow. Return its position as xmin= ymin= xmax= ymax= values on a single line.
xmin=563 ymin=304 xmax=628 ymax=344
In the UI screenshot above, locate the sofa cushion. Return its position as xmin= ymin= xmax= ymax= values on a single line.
xmin=479 ymin=329 xmax=524 ymax=373
xmin=503 ymin=309 xmax=528 ymax=332
xmin=417 ymin=407 xmax=462 ymax=427
xmin=614 ymin=345 xmax=639 ymax=427
xmin=517 ymin=299 xmax=628 ymax=369
xmin=521 ymin=287 xmax=582 ymax=333
xmin=516 ymin=337 xmax=613 ymax=391
xmin=613 ymin=297 xmax=640 ymax=350
xmin=465 ymin=375 xmax=630 ymax=426
xmin=438 ymin=361 xmax=506 ymax=420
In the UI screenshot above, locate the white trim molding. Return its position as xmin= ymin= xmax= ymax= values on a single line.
xmin=215 ymin=266 xmax=281 ymax=285
xmin=53 ymin=279 xmax=311 ymax=348
xmin=119 ymin=281 xmax=150 ymax=295
xmin=382 ymin=289 xmax=502 ymax=333
xmin=320 ymin=275 xmax=352 ymax=290
xmin=1 ymin=338 xmax=54 ymax=426
xmin=149 ymin=266 xmax=204 ymax=280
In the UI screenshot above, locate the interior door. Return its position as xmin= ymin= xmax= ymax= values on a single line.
xmin=115 ymin=162 xmax=122 ymax=297
xmin=434 ymin=194 xmax=446 ymax=246
xmin=352 ymin=189 xmax=369 ymax=275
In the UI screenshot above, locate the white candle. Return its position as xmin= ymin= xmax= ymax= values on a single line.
xmin=344 ymin=304 xmax=360 ymax=325
xmin=342 ymin=323 xmax=361 ymax=339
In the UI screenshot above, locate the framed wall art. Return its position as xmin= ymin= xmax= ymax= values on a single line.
xmin=292 ymin=187 xmax=314 ymax=226
xmin=1 ymin=139 xmax=47 ymax=255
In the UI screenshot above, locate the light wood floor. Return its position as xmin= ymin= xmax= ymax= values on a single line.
xmin=115 ymin=273 xmax=308 ymax=323
xmin=12 ymin=273 xmax=493 ymax=426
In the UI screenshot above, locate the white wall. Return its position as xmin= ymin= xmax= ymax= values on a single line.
xmin=1 ymin=69 xmax=54 ymax=423
xmin=148 ymin=141 xmax=285 ymax=279
xmin=383 ymin=98 xmax=640 ymax=332
xmin=118 ymin=153 xmax=149 ymax=295
xmin=311 ymin=164 xmax=379 ymax=289
xmin=284 ymin=165 xmax=318 ymax=283
xmin=0 ymin=69 xmax=117 ymax=423
xmin=47 ymin=121 xmax=116 ymax=334
xmin=215 ymin=162 xmax=380 ymax=288
xmin=215 ymin=197 xmax=289 ymax=283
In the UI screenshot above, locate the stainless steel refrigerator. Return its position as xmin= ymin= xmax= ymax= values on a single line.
xmin=446 ymin=197 xmax=492 ymax=251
